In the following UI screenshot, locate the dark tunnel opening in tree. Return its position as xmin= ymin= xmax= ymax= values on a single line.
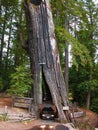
xmin=42 ymin=70 xmax=52 ymax=103
xmin=30 ymin=0 xmax=42 ymax=6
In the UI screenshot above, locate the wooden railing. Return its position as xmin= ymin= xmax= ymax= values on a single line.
xmin=13 ymin=97 xmax=33 ymax=112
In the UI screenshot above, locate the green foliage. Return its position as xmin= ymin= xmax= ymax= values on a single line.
xmin=0 ymin=0 xmax=28 ymax=91
xmin=69 ymin=63 xmax=98 ymax=107
xmin=55 ymin=26 xmax=66 ymax=68
xmin=0 ymin=77 xmax=4 ymax=91
xmin=7 ymin=65 xmax=33 ymax=96
xmin=55 ymin=26 xmax=92 ymax=70
xmin=78 ymin=80 xmax=98 ymax=92
xmin=93 ymin=64 xmax=98 ymax=79
xmin=90 ymin=98 xmax=98 ymax=113
xmin=0 ymin=113 xmax=8 ymax=121
xmin=54 ymin=0 xmax=98 ymax=110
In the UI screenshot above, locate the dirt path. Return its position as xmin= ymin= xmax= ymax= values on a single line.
xmin=0 ymin=97 xmax=98 ymax=130
xmin=0 ymin=119 xmax=58 ymax=130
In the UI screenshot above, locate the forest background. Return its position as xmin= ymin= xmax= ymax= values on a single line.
xmin=0 ymin=0 xmax=98 ymax=114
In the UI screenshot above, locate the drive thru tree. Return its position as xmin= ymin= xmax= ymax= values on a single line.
xmin=23 ymin=0 xmax=69 ymax=122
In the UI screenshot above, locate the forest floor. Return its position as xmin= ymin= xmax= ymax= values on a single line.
xmin=0 ymin=97 xmax=98 ymax=130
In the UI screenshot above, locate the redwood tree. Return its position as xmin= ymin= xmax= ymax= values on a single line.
xmin=24 ymin=0 xmax=68 ymax=122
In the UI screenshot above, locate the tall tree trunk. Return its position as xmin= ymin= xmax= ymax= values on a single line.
xmin=64 ymin=18 xmax=69 ymax=93
xmin=4 ymin=15 xmax=13 ymax=90
xmin=65 ymin=45 xmax=69 ymax=93
xmin=86 ymin=89 xmax=91 ymax=109
xmin=86 ymin=68 xmax=92 ymax=109
xmin=0 ymin=10 xmax=7 ymax=72
xmin=24 ymin=0 xmax=68 ymax=122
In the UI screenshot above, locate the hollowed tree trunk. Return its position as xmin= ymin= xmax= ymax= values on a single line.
xmin=24 ymin=0 xmax=68 ymax=122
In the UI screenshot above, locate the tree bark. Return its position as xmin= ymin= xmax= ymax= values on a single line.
xmin=24 ymin=0 xmax=68 ymax=122
xmin=86 ymin=89 xmax=91 ymax=109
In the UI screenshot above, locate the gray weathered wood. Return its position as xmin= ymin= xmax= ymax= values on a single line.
xmin=71 ymin=111 xmax=85 ymax=118
xmin=13 ymin=97 xmax=33 ymax=112
xmin=7 ymin=113 xmax=36 ymax=121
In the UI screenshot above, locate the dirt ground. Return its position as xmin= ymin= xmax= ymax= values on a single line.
xmin=75 ymin=108 xmax=98 ymax=130
xmin=0 ymin=97 xmax=59 ymax=130
xmin=0 ymin=97 xmax=98 ymax=130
